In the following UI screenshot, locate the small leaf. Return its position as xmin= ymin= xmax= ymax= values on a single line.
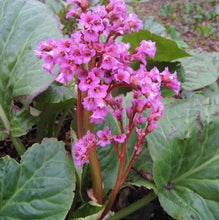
xmin=166 ymin=25 xmax=190 ymax=49
xmin=122 ymin=30 xmax=190 ymax=62
xmin=0 ymin=139 xmax=75 ymax=220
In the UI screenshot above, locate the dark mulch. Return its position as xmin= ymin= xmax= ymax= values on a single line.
xmin=113 ymin=186 xmax=174 ymax=220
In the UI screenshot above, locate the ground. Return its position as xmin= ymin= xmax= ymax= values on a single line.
xmin=130 ymin=0 xmax=219 ymax=52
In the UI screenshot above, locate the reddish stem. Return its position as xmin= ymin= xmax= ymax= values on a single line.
xmin=84 ymin=59 xmax=103 ymax=204
xmin=121 ymin=151 xmax=137 ymax=183
xmin=113 ymin=142 xmax=122 ymax=159
xmin=100 ymin=142 xmax=126 ymax=219
xmin=77 ymin=86 xmax=83 ymax=139
xmin=107 ymin=83 xmax=132 ymax=95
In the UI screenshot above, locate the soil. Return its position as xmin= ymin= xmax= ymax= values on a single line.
xmin=129 ymin=0 xmax=219 ymax=52
xmin=113 ymin=186 xmax=174 ymax=220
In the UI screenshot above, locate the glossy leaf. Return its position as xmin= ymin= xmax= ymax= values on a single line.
xmin=44 ymin=0 xmax=64 ymax=14
xmin=35 ymin=84 xmax=77 ymax=106
xmin=147 ymin=97 xmax=219 ymax=220
xmin=125 ymin=147 xmax=156 ymax=192
xmin=0 ymin=0 xmax=62 ymax=139
xmin=180 ymin=52 xmax=219 ymax=91
xmin=34 ymin=84 xmax=77 ymax=141
xmin=0 ymin=138 xmax=75 ymax=219
xmin=122 ymin=30 xmax=190 ymax=62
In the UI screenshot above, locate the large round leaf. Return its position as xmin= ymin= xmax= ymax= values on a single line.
xmin=180 ymin=52 xmax=219 ymax=91
xmin=0 ymin=138 xmax=75 ymax=219
xmin=0 ymin=0 xmax=62 ymax=139
xmin=148 ymin=97 xmax=219 ymax=220
xmin=0 ymin=0 xmax=61 ymax=102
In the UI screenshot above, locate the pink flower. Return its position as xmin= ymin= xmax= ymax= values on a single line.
xmin=91 ymin=15 xmax=104 ymax=32
xmin=131 ymin=99 xmax=147 ymax=113
xmin=133 ymin=40 xmax=156 ymax=64
xmin=112 ymin=109 xmax=123 ymax=121
xmin=101 ymin=54 xmax=118 ymax=70
xmin=78 ymin=72 xmax=100 ymax=91
xmin=92 ymin=5 xmax=108 ymax=18
xmin=125 ymin=107 xmax=133 ymax=118
xmin=66 ymin=6 xmax=81 ymax=19
xmin=134 ymin=114 xmax=147 ymax=125
xmin=90 ymin=106 xmax=111 ymax=124
xmin=76 ymin=68 xmax=88 ymax=80
xmin=140 ymin=40 xmax=156 ymax=59
xmin=83 ymin=29 xmax=99 ymax=42
xmin=82 ymin=47 xmax=96 ymax=63
xmin=91 ymin=67 xmax=104 ymax=79
xmin=134 ymin=145 xmax=141 ymax=155
xmin=113 ymin=133 xmax=126 ymax=143
xmin=73 ymin=130 xmax=97 ymax=167
xmin=114 ymin=69 xmax=130 ymax=84
xmin=136 ymin=128 xmax=145 ymax=139
xmin=35 ymin=0 xmax=180 ymax=168
xmin=83 ymin=130 xmax=96 ymax=143
xmin=83 ymin=96 xmax=98 ymax=111
xmin=146 ymin=121 xmax=159 ymax=133
xmin=97 ymin=126 xmax=112 ymax=147
xmin=79 ymin=11 xmax=94 ymax=28
xmin=125 ymin=12 xmax=143 ymax=32
xmin=71 ymin=45 xmax=83 ymax=64
xmin=161 ymin=67 xmax=180 ymax=95
xmin=88 ymin=84 xmax=108 ymax=98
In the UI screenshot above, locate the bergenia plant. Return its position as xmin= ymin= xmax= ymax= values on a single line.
xmin=34 ymin=0 xmax=180 ymax=218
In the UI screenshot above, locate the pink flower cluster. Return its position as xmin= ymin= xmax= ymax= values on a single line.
xmin=74 ymin=127 xmax=126 ymax=167
xmin=35 ymin=0 xmax=180 ymax=167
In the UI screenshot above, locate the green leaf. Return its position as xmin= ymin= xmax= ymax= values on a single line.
xmin=125 ymin=147 xmax=156 ymax=192
xmin=180 ymin=52 xmax=219 ymax=91
xmin=122 ymin=30 xmax=190 ymax=62
xmin=44 ymin=0 xmax=65 ymax=14
xmin=73 ymin=201 xmax=102 ymax=218
xmin=10 ymin=109 xmax=36 ymax=137
xmin=0 ymin=138 xmax=75 ymax=219
xmin=34 ymin=84 xmax=77 ymax=141
xmin=166 ymin=25 xmax=190 ymax=49
xmin=143 ymin=17 xmax=167 ymax=36
xmin=203 ymin=82 xmax=219 ymax=102
xmin=0 ymin=0 xmax=62 ymax=139
xmin=35 ymin=84 xmax=77 ymax=105
xmin=147 ymin=97 xmax=219 ymax=220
